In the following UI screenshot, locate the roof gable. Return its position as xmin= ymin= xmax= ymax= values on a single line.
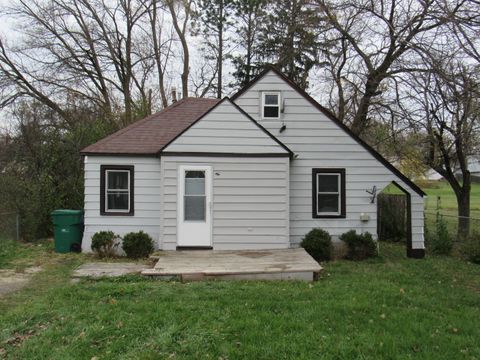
xmin=162 ymin=98 xmax=292 ymax=156
xmin=232 ymin=66 xmax=426 ymax=197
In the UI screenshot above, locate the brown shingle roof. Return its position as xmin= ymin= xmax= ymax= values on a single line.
xmin=81 ymin=97 xmax=221 ymax=155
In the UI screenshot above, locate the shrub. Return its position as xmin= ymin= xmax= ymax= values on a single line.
xmin=340 ymin=230 xmax=377 ymax=260
xmin=461 ymin=231 xmax=480 ymax=264
xmin=122 ymin=231 xmax=154 ymax=259
xmin=429 ymin=212 xmax=453 ymax=255
xmin=91 ymin=231 xmax=120 ymax=258
xmin=300 ymin=228 xmax=333 ymax=261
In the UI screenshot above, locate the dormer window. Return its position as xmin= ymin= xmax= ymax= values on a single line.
xmin=262 ymin=92 xmax=280 ymax=119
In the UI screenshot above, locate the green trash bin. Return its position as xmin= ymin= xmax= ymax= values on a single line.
xmin=51 ymin=210 xmax=84 ymax=253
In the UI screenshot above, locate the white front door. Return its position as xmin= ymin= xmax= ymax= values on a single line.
xmin=177 ymin=165 xmax=212 ymax=247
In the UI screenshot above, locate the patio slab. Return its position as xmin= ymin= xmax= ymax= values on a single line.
xmin=142 ymin=248 xmax=322 ymax=281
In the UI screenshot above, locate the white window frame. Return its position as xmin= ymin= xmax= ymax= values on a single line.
xmin=105 ymin=169 xmax=131 ymax=213
xmin=316 ymin=173 xmax=341 ymax=216
xmin=262 ymin=92 xmax=281 ymax=119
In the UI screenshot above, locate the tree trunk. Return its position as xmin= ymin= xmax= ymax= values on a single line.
xmin=217 ymin=0 xmax=223 ymax=99
xmin=456 ymin=174 xmax=471 ymax=240
xmin=167 ymin=0 xmax=190 ymax=99
xmin=151 ymin=1 xmax=169 ymax=108
xmin=350 ymin=75 xmax=381 ymax=135
xmin=124 ymin=87 xmax=133 ymax=125
xmin=245 ymin=13 xmax=252 ymax=85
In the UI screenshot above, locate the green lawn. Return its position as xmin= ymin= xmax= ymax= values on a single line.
xmin=383 ymin=181 xmax=480 ymax=237
xmin=422 ymin=181 xmax=480 ymax=236
xmin=0 ymin=241 xmax=479 ymax=359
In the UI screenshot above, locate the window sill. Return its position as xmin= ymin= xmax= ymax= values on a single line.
xmin=100 ymin=211 xmax=135 ymax=216
xmin=312 ymin=214 xmax=346 ymax=219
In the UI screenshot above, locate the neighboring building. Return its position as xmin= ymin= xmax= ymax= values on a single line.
xmin=423 ymin=168 xmax=443 ymax=181
xmin=81 ymin=67 xmax=426 ymax=258
xmin=455 ymin=156 xmax=480 ymax=183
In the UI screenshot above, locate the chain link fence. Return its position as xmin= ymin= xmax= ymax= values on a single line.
xmin=425 ymin=195 xmax=480 ymax=250
xmin=0 ymin=211 xmax=20 ymax=241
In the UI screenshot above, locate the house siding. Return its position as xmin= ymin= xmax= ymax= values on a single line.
xmin=160 ymin=156 xmax=289 ymax=250
xmin=163 ymin=100 xmax=288 ymax=154
xmin=234 ymin=70 xmax=425 ymax=250
xmin=82 ymin=155 xmax=162 ymax=253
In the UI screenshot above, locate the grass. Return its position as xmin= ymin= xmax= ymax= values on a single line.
xmin=382 ymin=181 xmax=480 ymax=237
xmin=0 ymin=239 xmax=53 ymax=270
xmin=0 ymin=242 xmax=479 ymax=359
xmin=422 ymin=181 xmax=480 ymax=236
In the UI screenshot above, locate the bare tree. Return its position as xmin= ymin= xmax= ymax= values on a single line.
xmin=314 ymin=0 xmax=467 ymax=135
xmin=166 ymin=0 xmax=193 ymax=99
xmin=0 ymin=0 xmax=162 ymax=126
xmin=147 ymin=0 xmax=174 ymax=108
xmin=450 ymin=0 xmax=480 ymax=65
xmin=190 ymin=56 xmax=218 ymax=97
xmin=402 ymin=59 xmax=479 ymax=239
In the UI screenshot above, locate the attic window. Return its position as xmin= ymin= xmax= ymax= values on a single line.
xmin=262 ymin=92 xmax=280 ymax=119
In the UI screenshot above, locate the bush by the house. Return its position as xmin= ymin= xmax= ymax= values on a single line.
xmin=122 ymin=231 xmax=154 ymax=259
xmin=300 ymin=228 xmax=333 ymax=261
xmin=340 ymin=230 xmax=377 ymax=260
xmin=461 ymin=232 xmax=480 ymax=264
xmin=429 ymin=212 xmax=453 ymax=255
xmin=91 ymin=231 xmax=120 ymax=258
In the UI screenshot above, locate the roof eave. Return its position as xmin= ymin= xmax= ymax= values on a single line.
xmin=80 ymin=151 xmax=159 ymax=157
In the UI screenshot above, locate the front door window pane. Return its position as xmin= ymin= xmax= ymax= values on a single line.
xmin=184 ymin=196 xmax=206 ymax=221
xmin=184 ymin=170 xmax=206 ymax=221
xmin=185 ymin=171 xmax=205 ymax=195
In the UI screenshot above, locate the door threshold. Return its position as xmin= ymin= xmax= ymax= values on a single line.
xmin=176 ymin=246 xmax=213 ymax=251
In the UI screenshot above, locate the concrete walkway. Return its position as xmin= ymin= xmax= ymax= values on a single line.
xmin=142 ymin=248 xmax=322 ymax=281
xmin=0 ymin=267 xmax=42 ymax=297
xmin=72 ymin=263 xmax=147 ymax=278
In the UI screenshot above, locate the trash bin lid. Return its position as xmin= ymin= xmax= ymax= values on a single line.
xmin=51 ymin=209 xmax=84 ymax=216
xmin=51 ymin=209 xmax=84 ymax=226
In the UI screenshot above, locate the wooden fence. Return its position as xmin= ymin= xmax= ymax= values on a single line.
xmin=377 ymin=193 xmax=407 ymax=242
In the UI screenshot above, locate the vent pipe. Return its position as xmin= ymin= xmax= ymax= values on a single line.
xmin=171 ymin=86 xmax=177 ymax=103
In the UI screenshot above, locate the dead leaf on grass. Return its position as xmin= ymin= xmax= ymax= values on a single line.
xmin=3 ymin=331 xmax=35 ymax=347
xmin=107 ymin=297 xmax=117 ymax=305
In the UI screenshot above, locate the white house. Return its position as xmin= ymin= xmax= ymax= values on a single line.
xmin=81 ymin=67 xmax=426 ymax=258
